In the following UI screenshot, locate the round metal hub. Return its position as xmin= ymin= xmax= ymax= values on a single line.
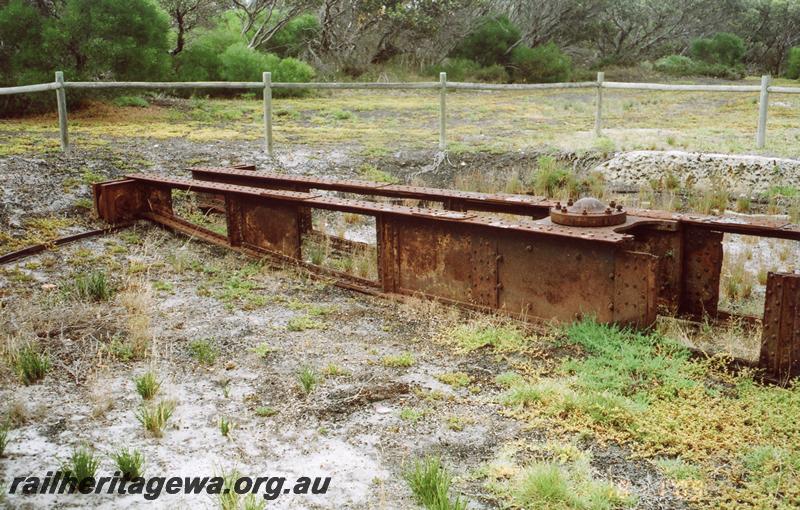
xmin=549 ymin=197 xmax=626 ymax=227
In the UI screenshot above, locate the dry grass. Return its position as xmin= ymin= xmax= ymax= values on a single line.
xmin=118 ymin=281 xmax=153 ymax=359
xmin=3 ymin=77 xmax=800 ymax=157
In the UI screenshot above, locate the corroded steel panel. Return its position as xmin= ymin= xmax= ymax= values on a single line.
xmin=393 ymin=220 xmax=479 ymax=303
xmin=142 ymin=185 xmax=173 ymax=217
xmin=613 ymin=250 xmax=658 ymax=327
xmin=237 ymin=198 xmax=301 ymax=258
xmin=93 ymin=180 xmax=142 ymax=223
xmin=680 ymin=227 xmax=723 ymax=320
xmin=760 ymin=273 xmax=800 ymax=382
xmin=497 ymin=234 xmax=616 ymax=322
xmin=626 ymin=227 xmax=683 ymax=314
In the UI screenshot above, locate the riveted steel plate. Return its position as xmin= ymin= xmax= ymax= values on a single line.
xmin=613 ymin=250 xmax=658 ymax=326
xmin=760 ymin=273 xmax=800 ymax=382
xmin=497 ymin=233 xmax=617 ymax=322
xmin=680 ymin=227 xmax=723 ymax=319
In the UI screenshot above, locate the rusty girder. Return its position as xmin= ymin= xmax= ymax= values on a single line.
xmin=93 ymin=166 xmax=800 ymax=381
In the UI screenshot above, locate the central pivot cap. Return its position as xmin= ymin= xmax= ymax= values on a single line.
xmin=550 ymin=197 xmax=626 ymax=227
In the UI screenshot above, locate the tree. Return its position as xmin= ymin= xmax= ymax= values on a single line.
xmin=493 ymin=0 xmax=602 ymax=52
xmin=47 ymin=0 xmax=172 ymax=80
xmin=158 ymin=0 xmax=222 ymax=55
xmin=313 ymin=0 xmax=486 ymax=73
xmin=450 ymin=15 xmax=520 ymax=67
xmin=589 ymin=0 xmax=746 ymax=64
xmin=737 ymin=0 xmax=800 ymax=75
xmin=230 ymin=0 xmax=321 ymax=50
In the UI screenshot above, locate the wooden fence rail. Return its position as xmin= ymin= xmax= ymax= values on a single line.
xmin=1 ymin=71 xmax=798 ymax=154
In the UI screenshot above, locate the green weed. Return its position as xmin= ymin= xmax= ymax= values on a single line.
xmin=381 ymin=352 xmax=415 ymax=368
xmin=296 ymin=366 xmax=318 ymax=395
xmin=188 ymin=338 xmax=217 ymax=365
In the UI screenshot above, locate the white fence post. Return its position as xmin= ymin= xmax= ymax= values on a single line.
xmin=439 ymin=72 xmax=446 ymax=151
xmin=594 ymin=71 xmax=604 ymax=137
xmin=55 ymin=71 xmax=68 ymax=151
xmin=756 ymin=74 xmax=771 ymax=149
xmin=263 ymin=71 xmax=273 ymax=156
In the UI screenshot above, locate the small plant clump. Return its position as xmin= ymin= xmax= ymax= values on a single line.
xmin=136 ymin=400 xmax=176 ymax=437
xmin=188 ymin=338 xmax=218 ymax=365
xmin=404 ymin=456 xmax=468 ymax=510
xmin=73 ymin=271 xmax=113 ymax=301
xmin=219 ymin=416 xmax=235 ymax=437
xmin=286 ymin=315 xmax=322 ymax=332
xmin=134 ymin=371 xmax=160 ymax=400
xmin=0 ymin=422 xmax=9 ymax=457
xmin=381 ymin=352 xmax=415 ymax=368
xmin=112 ymin=448 xmax=145 ymax=480
xmin=61 ymin=444 xmax=100 ymax=484
xmin=255 ymin=406 xmax=277 ymax=417
xmin=296 ymin=366 xmax=318 ymax=395
xmin=13 ymin=344 xmax=50 ymax=385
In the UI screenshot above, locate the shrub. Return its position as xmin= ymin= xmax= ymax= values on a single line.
xmin=263 ymin=13 xmax=319 ymax=58
xmin=509 ymin=43 xmax=571 ymax=83
xmin=427 ymin=58 xmax=480 ymax=81
xmin=474 ymin=64 xmax=509 ymax=83
xmin=451 ymin=15 xmax=520 ymax=66
xmin=655 ymin=54 xmax=744 ymax=79
xmin=691 ymin=32 xmax=745 ymax=67
xmin=786 ymin=47 xmax=800 ymax=79
xmin=174 ymin=26 xmax=239 ymax=81
xmin=654 ymin=55 xmax=696 ymax=76
xmin=112 ymin=95 xmax=149 ymax=108
xmin=219 ymin=43 xmax=280 ymax=82
xmin=274 ymin=57 xmax=315 ymax=97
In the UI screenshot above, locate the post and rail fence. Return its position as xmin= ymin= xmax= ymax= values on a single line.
xmin=1 ymin=71 xmax=799 ymax=155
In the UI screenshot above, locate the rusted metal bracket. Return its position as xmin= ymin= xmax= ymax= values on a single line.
xmin=92 ymin=166 xmax=800 ymax=381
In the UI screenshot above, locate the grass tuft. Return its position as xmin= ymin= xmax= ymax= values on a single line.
xmin=255 ymin=406 xmax=277 ymax=417
xmin=61 ymin=444 xmax=100 ymax=484
xmin=404 ymin=456 xmax=468 ymax=510
xmin=12 ymin=344 xmax=50 ymax=385
xmin=219 ymin=416 xmax=235 ymax=437
xmin=296 ymin=366 xmax=318 ymax=395
xmin=382 ymin=352 xmax=415 ymax=368
xmin=437 ymin=372 xmax=471 ymax=388
xmin=73 ymin=271 xmax=113 ymax=301
xmin=447 ymin=319 xmax=529 ymax=353
xmin=188 ymin=338 xmax=217 ymax=365
xmin=134 ymin=371 xmax=160 ymax=400
xmin=136 ymin=400 xmax=175 ymax=437
xmin=112 ymin=448 xmax=145 ymax=480
xmin=0 ymin=423 xmax=8 ymax=457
